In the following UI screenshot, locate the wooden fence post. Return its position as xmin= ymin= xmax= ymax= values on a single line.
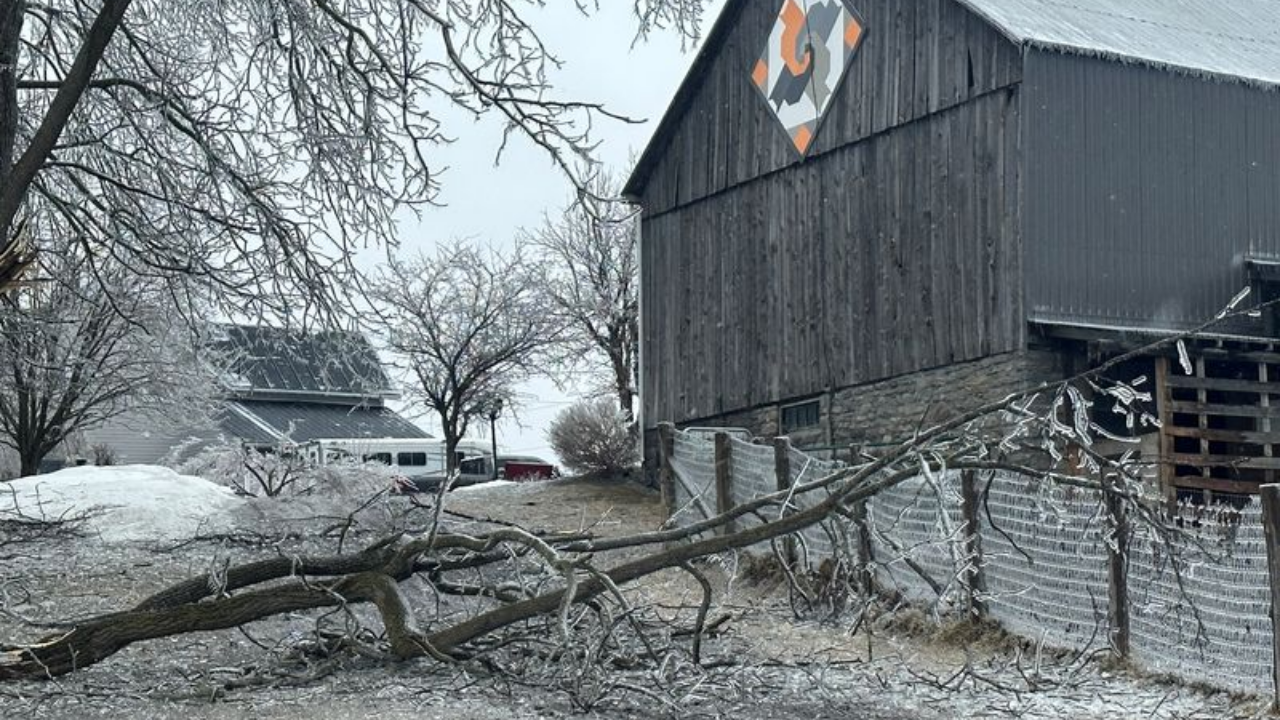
xmin=1104 ymin=474 xmax=1131 ymax=660
xmin=959 ymin=470 xmax=987 ymax=618
xmin=774 ymin=437 xmax=796 ymax=566
xmin=852 ymin=500 xmax=874 ymax=596
xmin=657 ymin=423 xmax=676 ymax=520
xmin=1260 ymin=483 xmax=1280 ymax=710
xmin=714 ymin=432 xmax=735 ymax=535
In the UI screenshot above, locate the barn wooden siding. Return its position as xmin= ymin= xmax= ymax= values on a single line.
xmin=639 ymin=0 xmax=1022 ymax=217
xmin=1024 ymin=50 xmax=1280 ymax=331
xmin=639 ymin=0 xmax=1026 ymax=429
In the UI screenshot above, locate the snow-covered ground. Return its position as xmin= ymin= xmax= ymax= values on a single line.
xmin=0 ymin=465 xmax=242 ymax=543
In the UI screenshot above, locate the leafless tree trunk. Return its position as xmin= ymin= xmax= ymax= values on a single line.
xmin=0 ymin=2 xmax=29 ymax=291
xmin=0 ymin=0 xmax=131 ymax=247
xmin=0 ymin=0 xmax=22 ymax=180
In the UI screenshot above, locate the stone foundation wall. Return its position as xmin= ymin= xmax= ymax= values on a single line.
xmin=643 ymin=349 xmax=1069 ymax=477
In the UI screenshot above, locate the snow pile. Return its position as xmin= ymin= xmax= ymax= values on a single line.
xmin=0 ymin=465 xmax=242 ymax=544
xmin=453 ymin=480 xmax=518 ymax=493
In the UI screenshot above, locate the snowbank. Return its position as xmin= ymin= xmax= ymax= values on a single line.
xmin=453 ymin=480 xmax=518 ymax=493
xmin=0 ymin=465 xmax=242 ymax=544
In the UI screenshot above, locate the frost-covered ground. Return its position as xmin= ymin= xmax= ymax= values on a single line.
xmin=0 ymin=468 xmax=1271 ymax=719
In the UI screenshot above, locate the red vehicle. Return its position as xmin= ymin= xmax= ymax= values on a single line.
xmin=497 ymin=456 xmax=558 ymax=482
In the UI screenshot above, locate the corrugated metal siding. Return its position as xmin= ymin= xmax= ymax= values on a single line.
xmin=1024 ymin=50 xmax=1280 ymax=331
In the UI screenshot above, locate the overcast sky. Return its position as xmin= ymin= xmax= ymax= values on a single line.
xmin=386 ymin=2 xmax=727 ymax=461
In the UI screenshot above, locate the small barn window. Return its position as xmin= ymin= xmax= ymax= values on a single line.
xmin=781 ymin=400 xmax=821 ymax=433
xmin=397 ymin=452 xmax=427 ymax=467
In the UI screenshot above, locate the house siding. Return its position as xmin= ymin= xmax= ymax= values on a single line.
xmin=67 ymin=413 xmax=220 ymax=466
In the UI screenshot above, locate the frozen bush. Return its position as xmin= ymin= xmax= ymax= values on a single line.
xmin=91 ymin=443 xmax=117 ymax=466
xmin=172 ymin=443 xmax=307 ymax=497
xmin=548 ymin=398 xmax=639 ymax=476
xmin=171 ymin=442 xmax=398 ymax=500
xmin=171 ymin=441 xmax=411 ymax=535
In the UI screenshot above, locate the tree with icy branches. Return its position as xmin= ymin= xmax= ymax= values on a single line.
xmin=528 ymin=171 xmax=640 ymax=422
xmin=0 ymin=247 xmax=216 ymax=477
xmin=366 ymin=241 xmax=559 ymax=476
xmin=0 ymin=0 xmax=709 ymax=314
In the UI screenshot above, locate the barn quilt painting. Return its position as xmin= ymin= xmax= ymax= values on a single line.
xmin=751 ymin=0 xmax=866 ymax=155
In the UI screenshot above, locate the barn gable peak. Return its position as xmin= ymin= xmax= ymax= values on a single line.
xmin=625 ymin=0 xmax=1280 ymax=201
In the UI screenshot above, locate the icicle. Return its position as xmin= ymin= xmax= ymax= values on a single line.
xmin=1177 ymin=339 xmax=1193 ymax=376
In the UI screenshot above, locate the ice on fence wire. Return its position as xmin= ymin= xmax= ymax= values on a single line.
xmin=1128 ymin=500 xmax=1272 ymax=693
xmin=665 ymin=430 xmax=1272 ymax=694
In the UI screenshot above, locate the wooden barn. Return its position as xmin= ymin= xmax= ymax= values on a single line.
xmin=625 ymin=0 xmax=1280 ymax=501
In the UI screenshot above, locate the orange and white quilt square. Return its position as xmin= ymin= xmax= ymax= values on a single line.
xmin=752 ymin=0 xmax=866 ymax=155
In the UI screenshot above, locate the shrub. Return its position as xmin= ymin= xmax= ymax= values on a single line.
xmin=548 ymin=398 xmax=639 ymax=476
xmin=173 ymin=443 xmax=306 ymax=497
xmin=172 ymin=441 xmax=402 ymax=500
xmin=91 ymin=443 xmax=117 ymax=466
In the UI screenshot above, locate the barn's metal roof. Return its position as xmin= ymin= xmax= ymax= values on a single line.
xmin=625 ymin=0 xmax=1280 ymax=199
xmin=959 ymin=0 xmax=1280 ymax=88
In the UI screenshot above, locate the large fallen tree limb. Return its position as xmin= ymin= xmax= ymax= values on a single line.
xmin=0 ymin=288 xmax=1266 ymax=694
xmin=0 ymin=452 xmax=1085 ymax=681
xmin=1 ymin=300 xmax=1255 ymax=682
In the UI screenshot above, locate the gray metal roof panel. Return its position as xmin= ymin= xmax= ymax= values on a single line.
xmin=218 ymin=404 xmax=283 ymax=445
xmin=959 ymin=0 xmax=1280 ymax=88
xmin=214 ymin=325 xmax=395 ymax=399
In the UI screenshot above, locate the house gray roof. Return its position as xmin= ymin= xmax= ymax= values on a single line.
xmin=222 ymin=401 xmax=430 ymax=445
xmin=214 ymin=324 xmax=396 ymax=402
xmin=958 ymin=0 xmax=1280 ymax=88
xmin=624 ymin=0 xmax=1280 ymax=199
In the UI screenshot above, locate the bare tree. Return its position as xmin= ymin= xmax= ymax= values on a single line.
xmin=0 ymin=0 xmax=709 ymax=312
xmin=367 ymin=241 xmax=559 ymax=474
xmin=529 ymin=172 xmax=639 ymax=420
xmin=0 ymin=249 xmax=216 ymax=477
